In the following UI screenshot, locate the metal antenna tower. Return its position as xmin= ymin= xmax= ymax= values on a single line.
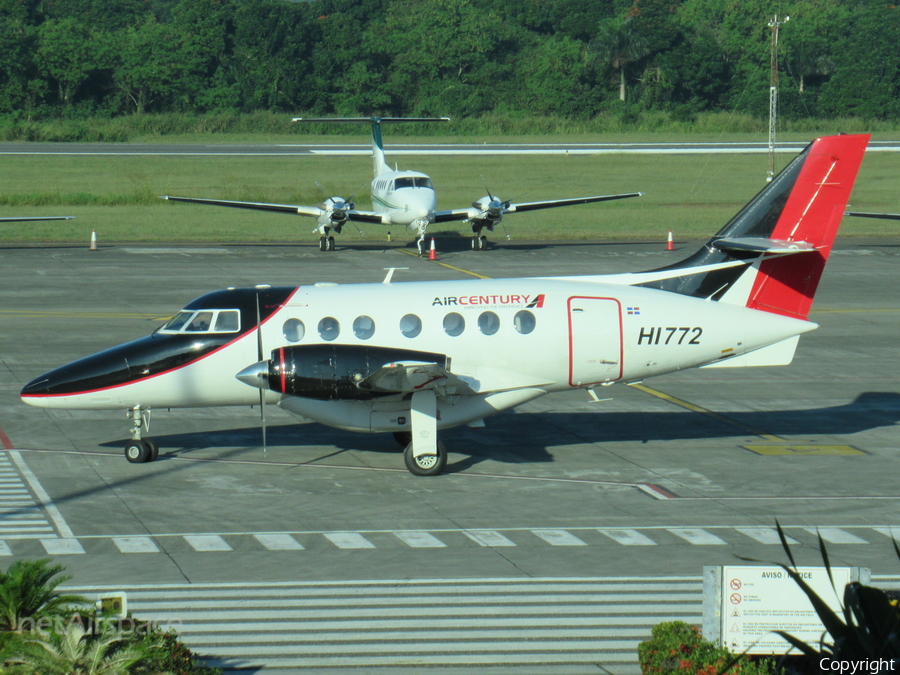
xmin=767 ymin=14 xmax=789 ymax=182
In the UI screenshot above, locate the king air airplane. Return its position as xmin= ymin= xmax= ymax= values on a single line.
xmin=22 ymin=134 xmax=869 ymax=476
xmin=161 ymin=117 xmax=641 ymax=254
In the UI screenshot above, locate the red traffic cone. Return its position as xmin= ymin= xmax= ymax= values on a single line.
xmin=666 ymin=231 xmax=674 ymax=251
xmin=89 ymin=230 xmax=98 ymax=251
xmin=428 ymin=238 xmax=437 ymax=260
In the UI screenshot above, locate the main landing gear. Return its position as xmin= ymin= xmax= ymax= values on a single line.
xmin=124 ymin=406 xmax=159 ymax=464
xmin=393 ymin=390 xmax=448 ymax=476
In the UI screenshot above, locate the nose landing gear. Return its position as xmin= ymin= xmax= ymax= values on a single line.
xmin=124 ymin=406 xmax=158 ymax=463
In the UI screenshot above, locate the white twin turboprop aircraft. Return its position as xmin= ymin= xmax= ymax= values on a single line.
xmin=22 ymin=134 xmax=869 ymax=476
xmin=162 ymin=117 xmax=642 ymax=254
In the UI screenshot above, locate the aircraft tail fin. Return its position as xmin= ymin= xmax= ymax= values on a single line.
xmin=293 ymin=117 xmax=450 ymax=178
xmin=638 ymin=133 xmax=870 ymax=320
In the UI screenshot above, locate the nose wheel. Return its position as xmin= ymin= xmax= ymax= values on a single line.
xmin=124 ymin=406 xmax=159 ymax=463
xmin=318 ymin=235 xmax=336 ymax=251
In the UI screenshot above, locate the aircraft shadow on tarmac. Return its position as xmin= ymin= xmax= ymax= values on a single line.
xmin=97 ymin=391 xmax=900 ymax=474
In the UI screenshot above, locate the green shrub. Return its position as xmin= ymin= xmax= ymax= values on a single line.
xmin=638 ymin=621 xmax=781 ymax=674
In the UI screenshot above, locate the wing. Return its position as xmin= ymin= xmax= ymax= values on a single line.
xmin=844 ymin=211 xmax=900 ymax=221
xmin=0 ymin=216 xmax=75 ymax=222
xmin=504 ymin=192 xmax=643 ymax=213
xmin=161 ymin=195 xmax=386 ymax=223
xmin=433 ymin=192 xmax=642 ymax=223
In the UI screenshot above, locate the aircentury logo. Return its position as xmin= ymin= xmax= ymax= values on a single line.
xmin=432 ymin=294 xmax=545 ymax=308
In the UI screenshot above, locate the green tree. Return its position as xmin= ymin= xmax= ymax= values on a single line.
xmin=36 ymin=17 xmax=109 ymax=108
xmin=819 ymin=0 xmax=900 ymax=119
xmin=0 ymin=559 xmax=86 ymax=633
xmin=227 ymin=0 xmax=318 ymax=112
xmin=0 ymin=0 xmax=46 ymax=117
xmin=516 ymin=34 xmax=601 ymax=117
xmin=589 ymin=16 xmax=648 ymax=101
xmin=366 ymin=0 xmax=525 ymax=116
xmin=112 ymin=18 xmax=196 ymax=114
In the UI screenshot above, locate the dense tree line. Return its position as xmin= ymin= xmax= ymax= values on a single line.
xmin=0 ymin=0 xmax=898 ymax=122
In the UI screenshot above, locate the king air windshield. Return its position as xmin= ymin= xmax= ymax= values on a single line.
xmin=158 ymin=309 xmax=241 ymax=334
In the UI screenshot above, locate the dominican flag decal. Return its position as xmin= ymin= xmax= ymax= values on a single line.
xmin=627 ymin=306 xmax=640 ymax=315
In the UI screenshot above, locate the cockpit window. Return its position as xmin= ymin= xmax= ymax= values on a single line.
xmin=394 ymin=177 xmax=414 ymax=189
xmin=186 ymin=312 xmax=214 ymax=332
xmin=415 ymin=177 xmax=434 ymax=189
xmin=158 ymin=309 xmax=242 ymax=335
xmin=160 ymin=311 xmax=194 ymax=332
xmin=214 ymin=310 xmax=240 ymax=332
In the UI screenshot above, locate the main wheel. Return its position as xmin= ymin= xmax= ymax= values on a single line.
xmin=403 ymin=440 xmax=447 ymax=476
xmin=318 ymin=236 xmax=327 ymax=251
xmin=327 ymin=236 xmax=336 ymax=251
xmin=125 ymin=440 xmax=151 ymax=464
xmin=392 ymin=431 xmax=412 ymax=447
xmin=145 ymin=438 xmax=159 ymax=462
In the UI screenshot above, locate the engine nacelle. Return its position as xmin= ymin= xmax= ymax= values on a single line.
xmin=266 ymin=344 xmax=447 ymax=400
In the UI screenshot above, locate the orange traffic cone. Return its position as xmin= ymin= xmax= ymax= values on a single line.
xmin=89 ymin=230 xmax=98 ymax=251
xmin=666 ymin=231 xmax=674 ymax=251
xmin=428 ymin=238 xmax=437 ymax=260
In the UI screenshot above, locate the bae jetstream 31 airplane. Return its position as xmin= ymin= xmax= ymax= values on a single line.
xmin=23 ymin=134 xmax=869 ymax=476
xmin=162 ymin=117 xmax=642 ymax=254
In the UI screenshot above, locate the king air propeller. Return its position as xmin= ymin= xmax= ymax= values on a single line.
xmin=467 ymin=182 xmax=513 ymax=250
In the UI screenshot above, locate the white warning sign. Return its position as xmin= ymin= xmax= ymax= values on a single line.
xmin=721 ymin=565 xmax=851 ymax=654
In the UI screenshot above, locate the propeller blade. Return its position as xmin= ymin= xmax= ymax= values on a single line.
xmin=255 ymin=293 xmax=267 ymax=455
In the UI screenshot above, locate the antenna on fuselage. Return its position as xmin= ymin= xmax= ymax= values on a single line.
xmin=292 ymin=117 xmax=451 ymax=178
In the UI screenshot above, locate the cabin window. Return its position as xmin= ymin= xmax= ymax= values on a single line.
xmin=353 ymin=315 xmax=375 ymax=340
xmin=283 ymin=318 xmax=305 ymax=343
xmin=318 ymin=317 xmax=340 ymax=341
xmin=478 ymin=311 xmax=500 ymax=336
xmin=443 ymin=312 xmax=465 ymax=337
xmin=400 ymin=314 xmax=422 ymax=338
xmin=514 ymin=310 xmax=536 ymax=335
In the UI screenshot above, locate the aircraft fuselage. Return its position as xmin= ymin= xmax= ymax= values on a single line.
xmin=21 ymin=276 xmax=813 ymax=436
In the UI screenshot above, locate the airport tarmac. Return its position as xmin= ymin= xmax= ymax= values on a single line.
xmin=1 ymin=236 xmax=899 ymax=673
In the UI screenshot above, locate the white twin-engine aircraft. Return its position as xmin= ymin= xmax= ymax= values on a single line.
xmin=23 ymin=134 xmax=869 ymax=476
xmin=161 ymin=117 xmax=642 ymax=254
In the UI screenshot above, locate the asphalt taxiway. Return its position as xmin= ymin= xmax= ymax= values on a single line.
xmin=1 ymin=238 xmax=899 ymax=673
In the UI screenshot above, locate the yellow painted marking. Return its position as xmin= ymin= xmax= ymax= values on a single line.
xmin=395 ymin=249 xmax=492 ymax=279
xmin=743 ymin=445 xmax=865 ymax=456
xmin=630 ymin=383 xmax=785 ymax=442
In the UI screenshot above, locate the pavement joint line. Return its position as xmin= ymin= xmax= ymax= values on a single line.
xmin=6 ymin=450 xmax=75 ymax=538
xmin=628 ymin=383 xmax=785 ymax=442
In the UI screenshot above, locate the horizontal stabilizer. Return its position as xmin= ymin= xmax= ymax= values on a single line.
xmin=844 ymin=211 xmax=900 ymax=221
xmin=714 ymin=237 xmax=818 ymax=254
xmin=702 ymin=336 xmax=801 ymax=368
